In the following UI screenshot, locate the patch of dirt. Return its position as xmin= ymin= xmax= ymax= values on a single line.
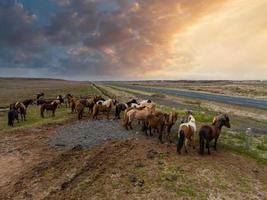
xmin=1 ymin=96 xmax=267 ymax=199
xmin=2 ymin=137 xmax=267 ymax=200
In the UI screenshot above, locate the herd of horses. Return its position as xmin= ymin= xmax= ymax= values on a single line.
xmin=7 ymin=92 xmax=231 ymax=155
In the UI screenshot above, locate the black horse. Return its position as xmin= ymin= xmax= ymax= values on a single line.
xmin=8 ymin=108 xmax=19 ymax=126
xmin=22 ymin=99 xmax=34 ymax=108
xmin=36 ymin=92 xmax=44 ymax=100
xmin=37 ymin=99 xmax=53 ymax=106
xmin=114 ymin=99 xmax=138 ymax=119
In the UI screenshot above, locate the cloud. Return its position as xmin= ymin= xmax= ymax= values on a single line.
xmin=0 ymin=0 xmax=227 ymax=79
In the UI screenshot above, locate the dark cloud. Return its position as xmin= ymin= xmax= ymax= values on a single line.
xmin=0 ymin=0 xmax=225 ymax=79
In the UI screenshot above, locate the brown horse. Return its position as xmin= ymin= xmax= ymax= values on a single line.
xmin=40 ymin=101 xmax=58 ymax=118
xmin=70 ymin=97 xmax=78 ymax=113
xmin=165 ymin=111 xmax=178 ymax=141
xmin=92 ymin=99 xmax=117 ymax=120
xmin=177 ymin=114 xmax=197 ymax=154
xmin=199 ymin=114 xmax=231 ymax=155
xmin=76 ymin=100 xmax=86 ymax=120
xmin=14 ymin=102 xmax=27 ymax=121
xmin=123 ymin=104 xmax=156 ymax=130
xmin=87 ymin=95 xmax=104 ymax=113
xmin=145 ymin=112 xmax=169 ymax=142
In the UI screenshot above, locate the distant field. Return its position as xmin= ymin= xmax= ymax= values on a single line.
xmin=116 ymin=80 xmax=267 ymax=99
xmin=0 ymin=78 xmax=93 ymax=107
xmin=0 ymin=78 xmax=101 ymax=132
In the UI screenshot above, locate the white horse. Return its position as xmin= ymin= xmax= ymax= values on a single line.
xmin=177 ymin=114 xmax=197 ymax=154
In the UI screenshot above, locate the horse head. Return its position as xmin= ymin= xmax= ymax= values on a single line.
xmin=212 ymin=114 xmax=231 ymax=128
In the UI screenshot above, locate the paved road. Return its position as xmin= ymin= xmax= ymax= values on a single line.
xmin=115 ymin=85 xmax=267 ymax=110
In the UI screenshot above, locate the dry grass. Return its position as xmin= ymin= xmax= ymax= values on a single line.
xmin=0 ymin=78 xmax=91 ymax=107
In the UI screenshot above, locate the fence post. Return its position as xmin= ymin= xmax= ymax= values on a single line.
xmin=245 ymin=128 xmax=252 ymax=150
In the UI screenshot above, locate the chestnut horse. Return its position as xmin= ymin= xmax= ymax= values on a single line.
xmin=199 ymin=114 xmax=230 ymax=155
xmin=145 ymin=112 xmax=169 ymax=143
xmin=92 ymin=99 xmax=117 ymax=120
xmin=177 ymin=114 xmax=196 ymax=154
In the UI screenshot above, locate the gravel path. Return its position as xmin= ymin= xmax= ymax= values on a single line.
xmin=49 ymin=119 xmax=141 ymax=149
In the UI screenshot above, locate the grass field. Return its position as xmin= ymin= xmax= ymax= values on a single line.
xmin=99 ymin=83 xmax=267 ymax=166
xmin=1 ymin=78 xmax=267 ymax=199
xmin=0 ymin=78 xmax=102 ymax=132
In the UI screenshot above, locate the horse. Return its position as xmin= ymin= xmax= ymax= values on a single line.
xmin=37 ymin=99 xmax=53 ymax=106
xmin=14 ymin=102 xmax=27 ymax=121
xmin=177 ymin=114 xmax=196 ymax=154
xmin=8 ymin=108 xmax=19 ymax=126
xmin=76 ymin=100 xmax=86 ymax=120
xmin=199 ymin=114 xmax=230 ymax=155
xmin=87 ymin=95 xmax=104 ymax=113
xmin=114 ymin=99 xmax=138 ymax=119
xmin=22 ymin=99 xmax=34 ymax=108
xmin=56 ymin=95 xmax=64 ymax=107
xmin=123 ymin=104 xmax=156 ymax=130
xmin=40 ymin=101 xmax=58 ymax=118
xmin=92 ymin=99 xmax=117 ymax=120
xmin=145 ymin=112 xmax=169 ymax=142
xmin=36 ymin=92 xmax=44 ymax=100
xmin=64 ymin=94 xmax=73 ymax=108
xmin=70 ymin=97 xmax=78 ymax=113
xmin=166 ymin=111 xmax=178 ymax=134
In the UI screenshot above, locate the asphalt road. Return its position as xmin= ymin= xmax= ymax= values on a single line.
xmin=116 ymin=85 xmax=267 ymax=110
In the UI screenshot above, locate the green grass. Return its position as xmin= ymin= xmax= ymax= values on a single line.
xmin=0 ymin=84 xmax=103 ymax=133
xmin=220 ymin=132 xmax=267 ymax=166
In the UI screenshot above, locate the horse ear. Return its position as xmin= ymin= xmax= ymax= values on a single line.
xmin=212 ymin=117 xmax=217 ymax=125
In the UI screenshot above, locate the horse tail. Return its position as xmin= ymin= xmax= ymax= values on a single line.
xmin=177 ymin=129 xmax=185 ymax=154
xmin=123 ymin=112 xmax=129 ymax=129
xmin=92 ymin=104 xmax=98 ymax=119
xmin=115 ymin=105 xmax=120 ymax=118
xmin=199 ymin=129 xmax=205 ymax=155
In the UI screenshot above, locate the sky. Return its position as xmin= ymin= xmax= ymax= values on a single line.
xmin=0 ymin=0 xmax=266 ymax=80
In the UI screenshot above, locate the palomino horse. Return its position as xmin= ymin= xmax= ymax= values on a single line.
xmin=177 ymin=114 xmax=196 ymax=154
xmin=199 ymin=114 xmax=230 ymax=155
xmin=40 ymin=101 xmax=58 ymax=118
xmin=115 ymin=99 xmax=138 ymax=119
xmin=14 ymin=102 xmax=27 ymax=121
xmin=92 ymin=99 xmax=117 ymax=120
xmin=123 ymin=104 xmax=156 ymax=130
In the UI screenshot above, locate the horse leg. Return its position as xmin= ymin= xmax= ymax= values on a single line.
xmin=184 ymin=138 xmax=188 ymax=153
xmin=129 ymin=122 xmax=133 ymax=129
xmin=149 ymin=127 xmax=152 ymax=136
xmin=206 ymin=140 xmax=211 ymax=155
xmin=107 ymin=110 xmax=109 ymax=120
xmin=214 ymin=137 xmax=218 ymax=151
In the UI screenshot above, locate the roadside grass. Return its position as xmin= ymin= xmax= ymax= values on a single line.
xmin=0 ymin=84 xmax=103 ymax=133
xmin=102 ymin=84 xmax=267 ymax=166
